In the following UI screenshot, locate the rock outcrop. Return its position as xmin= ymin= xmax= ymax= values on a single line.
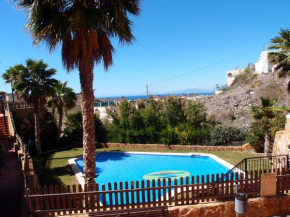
xmin=201 ymin=73 xmax=289 ymax=130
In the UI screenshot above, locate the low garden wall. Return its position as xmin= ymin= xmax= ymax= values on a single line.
xmin=63 ymin=195 xmax=290 ymax=217
xmin=168 ymin=194 xmax=290 ymax=217
xmin=93 ymin=142 xmax=253 ymax=152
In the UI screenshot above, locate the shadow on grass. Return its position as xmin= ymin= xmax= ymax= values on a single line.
xmin=32 ymin=153 xmax=67 ymax=187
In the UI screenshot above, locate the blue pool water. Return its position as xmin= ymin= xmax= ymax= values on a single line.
xmin=75 ymin=152 xmax=229 ymax=185
xmin=75 ymin=152 xmax=230 ymax=204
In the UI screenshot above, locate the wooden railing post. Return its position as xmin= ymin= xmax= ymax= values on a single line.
xmin=26 ymin=189 xmax=32 ymax=214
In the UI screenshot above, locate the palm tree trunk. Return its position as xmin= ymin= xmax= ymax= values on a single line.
xmin=57 ymin=105 xmax=63 ymax=146
xmin=79 ymin=64 xmax=96 ymax=186
xmin=34 ymin=101 xmax=42 ymax=155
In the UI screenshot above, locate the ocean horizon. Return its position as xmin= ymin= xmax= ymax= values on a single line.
xmin=96 ymin=92 xmax=214 ymax=101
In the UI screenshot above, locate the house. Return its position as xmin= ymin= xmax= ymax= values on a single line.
xmin=226 ymin=50 xmax=274 ymax=87
xmin=255 ymin=51 xmax=274 ymax=74
xmin=226 ymin=68 xmax=243 ymax=86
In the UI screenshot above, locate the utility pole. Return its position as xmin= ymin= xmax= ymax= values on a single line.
xmin=146 ymin=85 xmax=149 ymax=99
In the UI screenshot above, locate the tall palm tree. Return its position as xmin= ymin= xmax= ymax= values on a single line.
xmin=268 ymin=28 xmax=290 ymax=107
xmin=2 ymin=65 xmax=22 ymax=105
xmin=251 ymin=97 xmax=283 ymax=155
xmin=48 ymin=81 xmax=77 ymax=146
xmin=13 ymin=59 xmax=57 ymax=155
xmin=16 ymin=0 xmax=141 ymax=184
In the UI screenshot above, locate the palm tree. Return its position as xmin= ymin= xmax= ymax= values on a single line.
xmin=48 ymin=81 xmax=77 ymax=146
xmin=2 ymin=65 xmax=22 ymax=105
xmin=251 ymin=97 xmax=282 ymax=155
xmin=268 ymin=28 xmax=290 ymax=106
xmin=13 ymin=59 xmax=57 ymax=155
xmin=16 ymin=0 xmax=141 ymax=185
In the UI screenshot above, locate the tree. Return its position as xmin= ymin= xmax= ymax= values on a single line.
xmin=2 ymin=65 xmax=22 ymax=104
xmin=16 ymin=0 xmax=141 ymax=185
xmin=12 ymin=59 xmax=57 ymax=155
xmin=64 ymin=111 xmax=107 ymax=143
xmin=268 ymin=28 xmax=290 ymax=107
xmin=161 ymin=96 xmax=186 ymax=127
xmin=250 ymin=97 xmax=283 ymax=154
xmin=184 ymin=100 xmax=207 ymax=128
xmin=48 ymin=81 xmax=77 ymax=146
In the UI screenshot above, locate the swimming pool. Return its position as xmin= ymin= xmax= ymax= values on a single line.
xmin=71 ymin=152 xmax=233 ymax=204
xmin=73 ymin=152 xmax=232 ymax=186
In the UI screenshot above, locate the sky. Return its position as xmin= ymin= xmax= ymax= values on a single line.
xmin=1 ymin=0 xmax=290 ymax=97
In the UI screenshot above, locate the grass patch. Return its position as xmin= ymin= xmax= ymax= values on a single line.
xmin=33 ymin=147 xmax=263 ymax=186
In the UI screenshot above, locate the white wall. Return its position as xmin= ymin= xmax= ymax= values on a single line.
xmin=226 ymin=68 xmax=243 ymax=86
xmin=255 ymin=51 xmax=273 ymax=74
xmin=94 ymin=107 xmax=108 ymax=119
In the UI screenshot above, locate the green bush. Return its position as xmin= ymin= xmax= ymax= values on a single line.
xmin=216 ymin=84 xmax=229 ymax=91
xmin=64 ymin=111 xmax=107 ymax=144
xmin=246 ymin=122 xmax=265 ymax=152
xmin=63 ymin=111 xmax=83 ymax=141
xmin=208 ymin=126 xmax=246 ymax=146
xmin=160 ymin=126 xmax=178 ymax=145
xmin=105 ymin=98 xmax=212 ymax=145
xmin=246 ymin=114 xmax=286 ymax=153
xmin=40 ymin=112 xmax=58 ymax=152
xmin=269 ymin=114 xmax=286 ymax=138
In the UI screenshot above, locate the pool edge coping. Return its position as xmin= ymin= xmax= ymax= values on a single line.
xmin=68 ymin=151 xmax=235 ymax=188
xmin=68 ymin=158 xmax=85 ymax=188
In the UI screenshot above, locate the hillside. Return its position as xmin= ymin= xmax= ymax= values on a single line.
xmin=200 ymin=73 xmax=289 ymax=130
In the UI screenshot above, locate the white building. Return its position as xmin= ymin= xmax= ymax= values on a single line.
xmin=255 ymin=51 xmax=273 ymax=74
xmin=226 ymin=68 xmax=244 ymax=86
xmin=226 ymin=50 xmax=274 ymax=87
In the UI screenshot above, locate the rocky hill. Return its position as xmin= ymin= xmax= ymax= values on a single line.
xmin=200 ymin=73 xmax=289 ymax=130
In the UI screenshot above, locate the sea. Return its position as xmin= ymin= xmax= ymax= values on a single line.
xmin=96 ymin=93 xmax=214 ymax=101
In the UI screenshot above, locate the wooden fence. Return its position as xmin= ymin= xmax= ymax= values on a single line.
xmin=25 ymin=169 xmax=290 ymax=216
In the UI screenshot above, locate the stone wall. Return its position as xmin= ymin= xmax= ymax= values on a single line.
xmin=272 ymin=130 xmax=284 ymax=156
xmin=92 ymin=142 xmax=254 ymax=152
xmin=169 ymin=195 xmax=290 ymax=217
xmin=64 ymin=195 xmax=290 ymax=217
xmin=273 ymin=114 xmax=290 ymax=156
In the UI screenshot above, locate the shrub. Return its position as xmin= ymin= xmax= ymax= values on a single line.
xmin=160 ymin=126 xmax=178 ymax=145
xmin=269 ymin=113 xmax=286 ymax=138
xmin=208 ymin=126 xmax=246 ymax=146
xmin=64 ymin=111 xmax=107 ymax=144
xmin=216 ymin=84 xmax=229 ymax=91
xmin=231 ymin=68 xmax=257 ymax=88
xmin=246 ymin=114 xmax=286 ymax=153
xmin=246 ymin=122 xmax=265 ymax=152
xmin=40 ymin=112 xmax=58 ymax=152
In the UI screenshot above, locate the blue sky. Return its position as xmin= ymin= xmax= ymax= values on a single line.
xmin=1 ymin=0 xmax=290 ymax=97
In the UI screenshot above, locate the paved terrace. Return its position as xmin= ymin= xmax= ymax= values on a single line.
xmin=0 ymin=140 xmax=23 ymax=217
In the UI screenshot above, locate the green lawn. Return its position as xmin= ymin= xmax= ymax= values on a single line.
xmin=33 ymin=147 xmax=264 ymax=187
